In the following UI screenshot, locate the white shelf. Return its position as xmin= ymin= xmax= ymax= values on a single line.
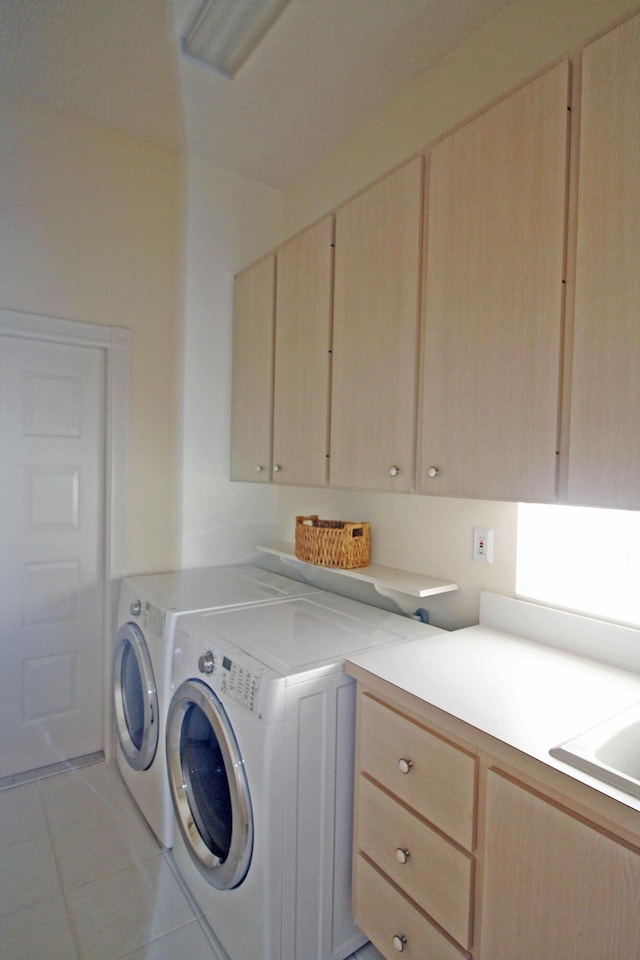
xmin=256 ymin=542 xmax=458 ymax=613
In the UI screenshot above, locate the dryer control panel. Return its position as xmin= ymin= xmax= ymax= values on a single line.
xmin=196 ymin=647 xmax=262 ymax=714
xmin=142 ymin=601 xmax=166 ymax=637
xmin=220 ymin=654 xmax=261 ymax=713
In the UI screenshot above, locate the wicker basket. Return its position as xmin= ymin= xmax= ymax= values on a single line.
xmin=295 ymin=515 xmax=371 ymax=569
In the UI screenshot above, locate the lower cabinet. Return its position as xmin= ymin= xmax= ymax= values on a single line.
xmin=358 ymin=778 xmax=473 ymax=950
xmin=480 ymin=769 xmax=640 ymax=960
xmin=354 ymin=693 xmax=476 ymax=958
xmin=352 ymin=682 xmax=640 ymax=960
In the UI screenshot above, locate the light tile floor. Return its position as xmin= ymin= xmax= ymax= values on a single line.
xmin=0 ymin=762 xmax=383 ymax=960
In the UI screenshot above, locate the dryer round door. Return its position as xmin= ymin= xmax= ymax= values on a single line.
xmin=166 ymin=679 xmax=253 ymax=890
xmin=113 ymin=623 xmax=159 ymax=771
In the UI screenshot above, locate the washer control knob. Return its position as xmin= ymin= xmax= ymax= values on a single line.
xmin=130 ymin=600 xmax=142 ymax=617
xmin=427 ymin=465 xmax=440 ymax=478
xmin=398 ymin=757 xmax=413 ymax=775
xmin=392 ymin=934 xmax=408 ymax=952
xmin=198 ymin=650 xmax=215 ymax=675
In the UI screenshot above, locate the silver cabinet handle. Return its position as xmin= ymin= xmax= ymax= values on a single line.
xmin=427 ymin=465 xmax=440 ymax=478
xmin=398 ymin=757 xmax=413 ymax=775
xmin=273 ymin=464 xmax=281 ymax=473
xmin=389 ymin=465 xmax=400 ymax=477
xmin=392 ymin=934 xmax=408 ymax=952
xmin=255 ymin=465 xmax=264 ymax=473
xmin=395 ymin=848 xmax=410 ymax=864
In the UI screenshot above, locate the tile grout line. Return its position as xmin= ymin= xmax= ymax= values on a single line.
xmin=36 ymin=774 xmax=84 ymax=960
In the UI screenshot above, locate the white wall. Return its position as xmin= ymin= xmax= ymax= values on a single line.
xmin=282 ymin=0 xmax=639 ymax=236
xmin=276 ymin=490 xmax=517 ymax=631
xmin=0 ymin=89 xmax=183 ymax=573
xmin=0 ymin=86 xmax=285 ymax=575
xmin=179 ymin=157 xmax=283 ymax=567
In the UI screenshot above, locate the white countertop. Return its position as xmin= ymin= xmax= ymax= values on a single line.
xmin=346 ymin=594 xmax=640 ymax=812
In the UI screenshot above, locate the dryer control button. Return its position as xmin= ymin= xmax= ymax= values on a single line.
xmin=198 ymin=650 xmax=215 ymax=675
xmin=130 ymin=600 xmax=142 ymax=617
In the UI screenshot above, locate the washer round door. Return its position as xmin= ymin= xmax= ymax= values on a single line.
xmin=113 ymin=623 xmax=159 ymax=771
xmin=166 ymin=679 xmax=253 ymax=890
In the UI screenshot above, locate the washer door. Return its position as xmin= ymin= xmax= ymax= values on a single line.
xmin=166 ymin=679 xmax=253 ymax=890
xmin=113 ymin=623 xmax=159 ymax=771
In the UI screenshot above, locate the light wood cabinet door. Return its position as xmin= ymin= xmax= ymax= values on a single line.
xmin=419 ymin=62 xmax=570 ymax=502
xmin=480 ymin=769 xmax=640 ymax=960
xmin=230 ymin=254 xmax=275 ymax=481
xmin=272 ymin=216 xmax=333 ymax=486
xmin=565 ymin=13 xmax=640 ymax=509
xmin=330 ymin=157 xmax=423 ymax=492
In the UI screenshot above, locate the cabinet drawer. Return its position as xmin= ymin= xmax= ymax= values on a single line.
xmin=358 ymin=776 xmax=473 ymax=948
xmin=358 ymin=694 xmax=476 ymax=849
xmin=355 ymin=854 xmax=470 ymax=960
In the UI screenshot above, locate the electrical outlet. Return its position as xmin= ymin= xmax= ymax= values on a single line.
xmin=473 ymin=526 xmax=493 ymax=563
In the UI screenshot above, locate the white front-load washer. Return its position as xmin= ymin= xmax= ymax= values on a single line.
xmin=112 ymin=565 xmax=322 ymax=848
xmin=166 ymin=593 xmax=443 ymax=960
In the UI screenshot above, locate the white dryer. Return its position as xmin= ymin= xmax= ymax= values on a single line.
xmin=112 ymin=565 xmax=321 ymax=848
xmin=166 ymin=593 xmax=443 ymax=960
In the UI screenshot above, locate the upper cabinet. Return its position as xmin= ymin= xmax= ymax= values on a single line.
xmin=229 ymin=11 xmax=639 ymax=510
xmin=330 ymin=157 xmax=423 ymax=492
xmin=565 ymin=13 xmax=640 ymax=510
xmin=272 ymin=216 xmax=334 ymax=487
xmin=419 ymin=62 xmax=570 ymax=502
xmin=230 ymin=254 xmax=275 ymax=482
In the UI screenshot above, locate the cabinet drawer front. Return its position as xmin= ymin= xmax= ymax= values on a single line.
xmin=355 ymin=855 xmax=470 ymax=960
xmin=359 ymin=776 xmax=473 ymax=948
xmin=359 ymin=694 xmax=476 ymax=848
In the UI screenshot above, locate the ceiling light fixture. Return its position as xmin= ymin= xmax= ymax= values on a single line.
xmin=181 ymin=0 xmax=293 ymax=79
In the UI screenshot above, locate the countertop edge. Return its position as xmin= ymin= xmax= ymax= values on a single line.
xmin=346 ymin=640 xmax=640 ymax=844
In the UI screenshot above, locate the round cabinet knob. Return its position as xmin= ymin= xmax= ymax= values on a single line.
xmin=255 ymin=465 xmax=264 ymax=473
xmin=389 ymin=465 xmax=400 ymax=477
xmin=198 ymin=650 xmax=215 ymax=675
xmin=395 ymin=848 xmax=411 ymax=865
xmin=273 ymin=464 xmax=281 ymax=473
xmin=426 ymin=465 xmax=440 ymax=478
xmin=129 ymin=600 xmax=142 ymax=617
xmin=398 ymin=757 xmax=413 ymax=775
xmin=392 ymin=934 xmax=408 ymax=952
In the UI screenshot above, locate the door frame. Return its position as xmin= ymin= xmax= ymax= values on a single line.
xmin=0 ymin=307 xmax=130 ymax=760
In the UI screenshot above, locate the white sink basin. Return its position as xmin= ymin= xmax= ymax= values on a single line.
xmin=550 ymin=701 xmax=640 ymax=799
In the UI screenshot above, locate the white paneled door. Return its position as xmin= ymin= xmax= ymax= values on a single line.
xmin=0 ymin=335 xmax=106 ymax=779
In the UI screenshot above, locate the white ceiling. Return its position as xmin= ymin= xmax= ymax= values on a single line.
xmin=0 ymin=0 xmax=513 ymax=189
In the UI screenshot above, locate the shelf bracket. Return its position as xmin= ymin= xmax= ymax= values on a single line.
xmin=272 ymin=553 xmax=316 ymax=584
xmin=372 ymin=583 xmax=426 ymax=616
